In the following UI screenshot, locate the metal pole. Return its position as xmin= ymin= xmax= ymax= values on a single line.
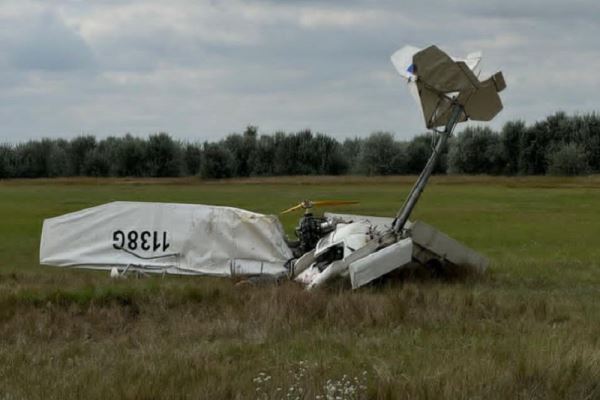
xmin=393 ymin=105 xmax=463 ymax=234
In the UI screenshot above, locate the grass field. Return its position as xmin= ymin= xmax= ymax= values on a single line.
xmin=1 ymin=176 xmax=600 ymax=399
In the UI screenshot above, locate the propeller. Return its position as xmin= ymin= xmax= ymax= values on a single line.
xmin=280 ymin=200 xmax=359 ymax=214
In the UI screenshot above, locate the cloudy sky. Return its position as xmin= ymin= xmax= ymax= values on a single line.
xmin=1 ymin=0 xmax=599 ymax=143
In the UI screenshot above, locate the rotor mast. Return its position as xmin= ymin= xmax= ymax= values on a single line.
xmin=393 ymin=104 xmax=463 ymax=234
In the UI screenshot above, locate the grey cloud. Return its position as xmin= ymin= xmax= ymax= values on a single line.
xmin=0 ymin=0 xmax=599 ymax=143
xmin=459 ymin=0 xmax=600 ymax=21
xmin=9 ymin=11 xmax=95 ymax=71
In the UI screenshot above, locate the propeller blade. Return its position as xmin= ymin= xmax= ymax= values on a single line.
xmin=280 ymin=203 xmax=305 ymax=214
xmin=310 ymin=200 xmax=359 ymax=207
xmin=280 ymin=200 xmax=358 ymax=214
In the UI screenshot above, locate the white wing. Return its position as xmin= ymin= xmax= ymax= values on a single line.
xmin=40 ymin=201 xmax=292 ymax=277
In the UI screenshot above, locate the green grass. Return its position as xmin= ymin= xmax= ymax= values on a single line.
xmin=1 ymin=176 xmax=600 ymax=399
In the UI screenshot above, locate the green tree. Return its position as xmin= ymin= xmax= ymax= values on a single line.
xmin=183 ymin=143 xmax=202 ymax=176
xmin=357 ymin=132 xmax=405 ymax=175
xmin=249 ymin=135 xmax=275 ymax=176
xmin=448 ymin=127 xmax=504 ymax=174
xmin=500 ymin=120 xmax=526 ymax=175
xmin=0 ymin=144 xmax=15 ymax=179
xmin=546 ymin=142 xmax=590 ymax=176
xmin=200 ymin=142 xmax=235 ymax=179
xmin=68 ymin=136 xmax=96 ymax=176
xmin=406 ymin=135 xmax=433 ymax=174
xmin=518 ymin=112 xmax=569 ymax=175
xmin=342 ymin=138 xmax=362 ymax=174
xmin=47 ymin=139 xmax=70 ymax=177
xmin=83 ymin=146 xmax=111 ymax=177
xmin=146 ymin=132 xmax=182 ymax=177
xmin=223 ymin=126 xmax=258 ymax=177
xmin=14 ymin=140 xmax=52 ymax=177
xmin=115 ymin=135 xmax=148 ymax=177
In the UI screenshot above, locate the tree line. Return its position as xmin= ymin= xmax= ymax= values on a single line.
xmin=0 ymin=111 xmax=598 ymax=179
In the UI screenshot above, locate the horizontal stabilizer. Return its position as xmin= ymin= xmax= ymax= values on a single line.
xmin=391 ymin=45 xmax=506 ymax=128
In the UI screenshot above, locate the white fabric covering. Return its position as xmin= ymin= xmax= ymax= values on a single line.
xmin=40 ymin=201 xmax=292 ymax=276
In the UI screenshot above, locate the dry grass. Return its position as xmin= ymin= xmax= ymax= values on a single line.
xmin=6 ymin=174 xmax=600 ymax=188
xmin=0 ymin=276 xmax=598 ymax=399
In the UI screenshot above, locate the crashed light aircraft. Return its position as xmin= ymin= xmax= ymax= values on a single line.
xmin=39 ymin=45 xmax=506 ymax=289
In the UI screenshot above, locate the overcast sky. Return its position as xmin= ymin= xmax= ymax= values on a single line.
xmin=1 ymin=0 xmax=599 ymax=143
